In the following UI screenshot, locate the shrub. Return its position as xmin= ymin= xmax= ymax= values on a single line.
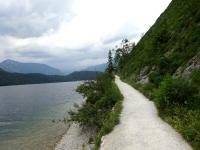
xmin=149 ymin=71 xmax=163 ymax=87
xmin=69 ymin=73 xmax=123 ymax=149
xmin=191 ymin=70 xmax=200 ymax=88
xmin=155 ymin=76 xmax=198 ymax=109
xmin=163 ymin=106 xmax=200 ymax=149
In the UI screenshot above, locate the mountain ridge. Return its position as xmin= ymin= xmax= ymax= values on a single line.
xmin=0 ymin=68 xmax=100 ymax=86
xmin=0 ymin=59 xmax=63 ymax=75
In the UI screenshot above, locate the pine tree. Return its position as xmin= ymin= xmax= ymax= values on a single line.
xmin=107 ymin=50 xmax=114 ymax=75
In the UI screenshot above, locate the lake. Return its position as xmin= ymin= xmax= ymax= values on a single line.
xmin=0 ymin=82 xmax=83 ymax=150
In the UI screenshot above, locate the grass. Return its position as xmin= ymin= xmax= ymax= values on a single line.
xmin=161 ymin=106 xmax=200 ymax=149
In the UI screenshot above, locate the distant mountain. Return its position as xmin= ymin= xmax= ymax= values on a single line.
xmin=0 ymin=59 xmax=63 ymax=75
xmin=0 ymin=68 xmax=100 ymax=86
xmin=83 ymin=63 xmax=107 ymax=72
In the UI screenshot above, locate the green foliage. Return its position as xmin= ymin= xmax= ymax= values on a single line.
xmin=149 ymin=74 xmax=200 ymax=149
xmin=66 ymin=71 xmax=102 ymax=81
xmin=106 ymin=50 xmax=114 ymax=76
xmin=113 ymin=39 xmax=134 ymax=73
xmin=69 ymin=73 xmax=123 ymax=149
xmin=149 ymin=71 xmax=163 ymax=87
xmin=95 ymin=91 xmax=122 ymax=149
xmin=191 ymin=70 xmax=200 ymax=89
xmin=155 ymin=76 xmax=198 ymax=109
xmin=119 ymin=0 xmax=200 ymax=80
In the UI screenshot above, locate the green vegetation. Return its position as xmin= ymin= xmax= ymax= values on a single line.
xmin=65 ymin=71 xmax=101 ymax=81
xmin=106 ymin=50 xmax=114 ymax=75
xmin=69 ymin=73 xmax=123 ymax=149
xmin=155 ymin=76 xmax=198 ymax=109
xmin=119 ymin=0 xmax=200 ymax=80
xmin=69 ymin=51 xmax=123 ymax=149
xmin=153 ymin=73 xmax=200 ymax=149
xmin=112 ymin=0 xmax=200 ymax=149
xmin=0 ymin=69 xmax=100 ymax=86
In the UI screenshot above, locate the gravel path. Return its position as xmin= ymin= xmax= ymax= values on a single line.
xmin=100 ymin=76 xmax=192 ymax=150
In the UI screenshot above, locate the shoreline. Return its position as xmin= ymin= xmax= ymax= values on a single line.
xmin=55 ymin=123 xmax=95 ymax=150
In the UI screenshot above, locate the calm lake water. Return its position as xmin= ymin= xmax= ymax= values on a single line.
xmin=0 ymin=82 xmax=83 ymax=150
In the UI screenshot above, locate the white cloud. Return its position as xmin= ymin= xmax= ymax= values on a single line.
xmin=0 ymin=0 xmax=172 ymax=72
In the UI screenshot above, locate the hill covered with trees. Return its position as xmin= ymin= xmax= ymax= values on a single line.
xmin=0 ymin=69 xmax=100 ymax=86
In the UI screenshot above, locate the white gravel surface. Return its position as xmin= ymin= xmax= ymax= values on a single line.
xmin=100 ymin=76 xmax=192 ymax=150
xmin=55 ymin=123 xmax=94 ymax=150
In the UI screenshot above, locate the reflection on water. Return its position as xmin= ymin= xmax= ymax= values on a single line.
xmin=0 ymin=82 xmax=83 ymax=150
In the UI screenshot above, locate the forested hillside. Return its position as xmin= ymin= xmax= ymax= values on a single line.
xmin=0 ymin=69 xmax=100 ymax=86
xmin=114 ymin=0 xmax=200 ymax=149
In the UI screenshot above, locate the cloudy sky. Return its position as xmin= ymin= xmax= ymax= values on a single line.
xmin=0 ymin=0 xmax=171 ymax=73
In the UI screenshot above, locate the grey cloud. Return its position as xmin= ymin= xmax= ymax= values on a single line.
xmin=17 ymin=50 xmax=53 ymax=58
xmin=0 ymin=0 xmax=74 ymax=38
xmin=40 ymin=45 xmax=108 ymax=71
xmin=102 ymin=35 xmax=125 ymax=45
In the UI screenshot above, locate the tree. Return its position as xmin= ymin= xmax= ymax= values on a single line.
xmin=114 ymin=48 xmax=123 ymax=69
xmin=106 ymin=50 xmax=114 ymax=75
xmin=113 ymin=38 xmax=136 ymax=72
xmin=121 ymin=38 xmax=135 ymax=55
xmin=121 ymin=38 xmax=130 ymax=54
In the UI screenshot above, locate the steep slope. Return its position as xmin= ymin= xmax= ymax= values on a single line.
xmin=0 ymin=59 xmax=63 ymax=75
xmin=117 ymin=0 xmax=200 ymax=149
xmin=120 ymin=0 xmax=200 ymax=80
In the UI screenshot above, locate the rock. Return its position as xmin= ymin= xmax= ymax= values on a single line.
xmin=174 ymin=66 xmax=183 ymax=77
xmin=140 ymin=66 xmax=149 ymax=76
xmin=137 ymin=75 xmax=149 ymax=85
xmin=174 ymin=52 xmax=200 ymax=77
xmin=182 ymin=52 xmax=200 ymax=77
xmin=164 ymin=49 xmax=175 ymax=57
xmin=135 ymin=66 xmax=150 ymax=85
